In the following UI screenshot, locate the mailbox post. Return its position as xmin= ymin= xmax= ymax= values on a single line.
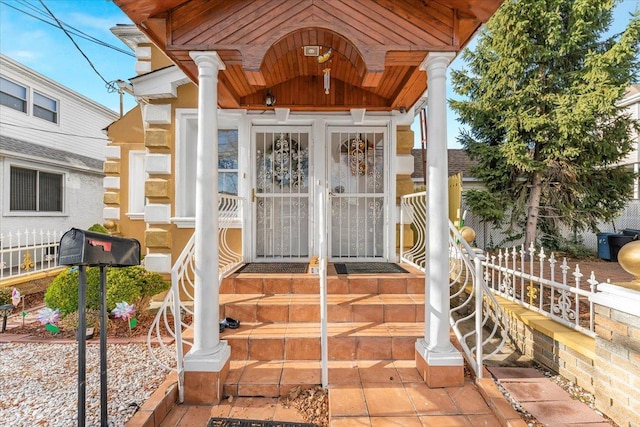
xmin=58 ymin=228 xmax=140 ymax=427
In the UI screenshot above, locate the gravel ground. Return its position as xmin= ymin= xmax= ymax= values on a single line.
xmin=0 ymin=342 xmax=174 ymax=427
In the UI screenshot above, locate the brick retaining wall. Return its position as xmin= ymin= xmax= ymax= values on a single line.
xmin=496 ymin=283 xmax=640 ymax=427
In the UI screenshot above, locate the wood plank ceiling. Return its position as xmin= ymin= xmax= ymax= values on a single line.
xmin=113 ymin=0 xmax=503 ymax=111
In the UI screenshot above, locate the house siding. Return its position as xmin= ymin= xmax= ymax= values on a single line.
xmin=0 ymin=54 xmax=118 ymax=240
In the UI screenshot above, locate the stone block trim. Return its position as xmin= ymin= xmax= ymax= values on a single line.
xmin=145 ymin=128 xmax=171 ymax=150
xmin=145 ymin=179 xmax=171 ymax=199
xmin=103 ymin=160 xmax=120 ymax=174
xmin=103 ymin=192 xmax=120 ymax=205
xmin=145 ymin=228 xmax=172 ymax=249
xmin=396 ymin=126 xmax=414 ymax=153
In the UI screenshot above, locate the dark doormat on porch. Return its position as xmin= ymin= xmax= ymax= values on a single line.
xmin=235 ymin=263 xmax=308 ymax=274
xmin=207 ymin=418 xmax=317 ymax=427
xmin=334 ymin=262 xmax=408 ymax=274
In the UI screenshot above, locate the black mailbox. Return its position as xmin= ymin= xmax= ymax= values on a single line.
xmin=58 ymin=228 xmax=140 ymax=267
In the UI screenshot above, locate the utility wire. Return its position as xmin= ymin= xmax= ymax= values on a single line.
xmin=0 ymin=122 xmax=111 ymax=141
xmin=0 ymin=0 xmax=134 ymax=57
xmin=37 ymin=0 xmax=117 ymax=92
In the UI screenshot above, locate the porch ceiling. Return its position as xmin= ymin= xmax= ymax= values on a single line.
xmin=113 ymin=0 xmax=502 ymax=111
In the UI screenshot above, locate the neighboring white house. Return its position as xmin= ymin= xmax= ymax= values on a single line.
xmin=0 ymin=54 xmax=119 ymax=238
xmin=619 ymin=84 xmax=640 ymax=200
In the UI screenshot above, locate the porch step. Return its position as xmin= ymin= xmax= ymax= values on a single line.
xmin=221 ymin=321 xmax=423 ymax=361
xmin=220 ymin=269 xmax=425 ymax=295
xmin=220 ymin=293 xmax=425 ymax=323
xmin=223 ymin=359 xmax=421 ymax=399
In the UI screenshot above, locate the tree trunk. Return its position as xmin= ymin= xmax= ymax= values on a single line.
xmin=524 ymin=171 xmax=543 ymax=251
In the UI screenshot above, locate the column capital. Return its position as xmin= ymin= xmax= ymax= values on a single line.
xmin=419 ymin=52 xmax=456 ymax=73
xmin=189 ymin=51 xmax=226 ymax=72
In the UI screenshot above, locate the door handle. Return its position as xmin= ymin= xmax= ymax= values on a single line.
xmin=251 ymin=188 xmax=256 ymax=203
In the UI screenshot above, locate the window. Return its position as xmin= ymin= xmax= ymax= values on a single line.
xmin=219 ymin=130 xmax=239 ymax=195
xmin=127 ymin=151 xmax=146 ymax=219
xmin=174 ymin=109 xmax=242 ymax=226
xmin=33 ymin=92 xmax=58 ymax=123
xmin=10 ymin=166 xmax=63 ymax=212
xmin=0 ymin=77 xmax=27 ymax=113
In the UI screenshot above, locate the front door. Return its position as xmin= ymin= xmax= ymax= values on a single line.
xmin=328 ymin=127 xmax=387 ymax=260
xmin=253 ymin=127 xmax=311 ymax=260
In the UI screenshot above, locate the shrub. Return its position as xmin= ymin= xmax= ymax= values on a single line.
xmin=45 ymin=265 xmax=169 ymax=314
xmin=45 ymin=267 xmax=101 ymax=315
xmin=88 ymin=223 xmax=109 ymax=234
xmin=0 ymin=288 xmax=11 ymax=306
xmin=105 ymin=268 xmax=142 ymax=311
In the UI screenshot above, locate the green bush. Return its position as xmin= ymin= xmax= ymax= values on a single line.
xmin=0 ymin=288 xmax=11 ymax=306
xmin=45 ymin=267 xmax=101 ymax=315
xmin=105 ymin=268 xmax=142 ymax=311
xmin=88 ymin=223 xmax=109 ymax=234
xmin=45 ymin=265 xmax=169 ymax=315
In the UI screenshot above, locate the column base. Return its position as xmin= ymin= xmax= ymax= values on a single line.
xmin=415 ymin=340 xmax=464 ymax=388
xmin=183 ymin=342 xmax=231 ymax=404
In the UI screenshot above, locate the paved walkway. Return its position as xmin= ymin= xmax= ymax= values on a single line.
xmin=487 ymin=367 xmax=612 ymax=427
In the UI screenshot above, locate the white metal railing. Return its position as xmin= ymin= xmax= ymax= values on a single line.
xmin=399 ymin=191 xmax=426 ymax=270
xmin=147 ymin=195 xmax=244 ymax=402
xmin=0 ymin=229 xmax=64 ymax=280
xmin=482 ymin=243 xmax=600 ymax=336
xmin=399 ymin=191 xmax=509 ymax=377
xmin=448 ymin=222 xmax=509 ymax=378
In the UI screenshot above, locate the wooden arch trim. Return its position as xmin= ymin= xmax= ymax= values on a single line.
xmin=244 ymin=27 xmax=371 ymax=88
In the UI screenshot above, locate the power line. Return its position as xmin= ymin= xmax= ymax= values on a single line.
xmin=0 ymin=0 xmax=135 ymax=57
xmin=0 ymin=122 xmax=111 ymax=141
xmin=37 ymin=0 xmax=117 ymax=91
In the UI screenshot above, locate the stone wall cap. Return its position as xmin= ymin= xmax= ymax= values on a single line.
xmin=590 ymin=283 xmax=640 ymax=316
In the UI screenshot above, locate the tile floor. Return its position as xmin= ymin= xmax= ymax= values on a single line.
xmin=162 ymin=359 xmax=515 ymax=427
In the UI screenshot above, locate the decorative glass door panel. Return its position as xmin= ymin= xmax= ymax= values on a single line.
xmin=329 ymin=129 xmax=386 ymax=260
xmin=254 ymin=129 xmax=310 ymax=259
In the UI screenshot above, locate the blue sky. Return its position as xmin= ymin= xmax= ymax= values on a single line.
xmin=1 ymin=0 xmax=637 ymax=148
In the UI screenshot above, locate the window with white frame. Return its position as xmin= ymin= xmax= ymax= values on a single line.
xmin=127 ymin=150 xmax=146 ymax=219
xmin=174 ymin=110 xmax=241 ymax=226
xmin=9 ymin=166 xmax=63 ymax=212
xmin=219 ymin=130 xmax=239 ymax=195
xmin=33 ymin=91 xmax=58 ymax=123
xmin=0 ymin=77 xmax=27 ymax=113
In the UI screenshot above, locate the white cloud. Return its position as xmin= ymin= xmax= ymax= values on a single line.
xmin=7 ymin=50 xmax=40 ymax=62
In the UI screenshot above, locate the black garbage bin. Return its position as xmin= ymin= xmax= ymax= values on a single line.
xmin=608 ymin=234 xmax=635 ymax=262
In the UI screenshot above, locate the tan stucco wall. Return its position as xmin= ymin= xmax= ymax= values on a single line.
xmin=104 ymin=106 xmax=145 ymax=245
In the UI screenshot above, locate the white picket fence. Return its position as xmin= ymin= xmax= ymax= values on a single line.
xmin=0 ymin=229 xmax=64 ymax=280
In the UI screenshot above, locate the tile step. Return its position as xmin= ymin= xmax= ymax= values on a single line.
xmin=221 ymin=293 xmax=425 ymax=323
xmin=221 ymin=274 xmax=425 ymax=295
xmin=221 ymin=321 xmax=424 ymax=361
xmin=224 ymin=359 xmax=424 ymax=399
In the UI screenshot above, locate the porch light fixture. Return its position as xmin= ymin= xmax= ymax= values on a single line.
xmin=264 ymin=90 xmax=276 ymax=107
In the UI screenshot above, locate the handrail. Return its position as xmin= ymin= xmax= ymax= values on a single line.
xmin=399 ymin=190 xmax=509 ymax=378
xmin=147 ymin=194 xmax=244 ymax=402
xmin=448 ymin=222 xmax=509 ymax=378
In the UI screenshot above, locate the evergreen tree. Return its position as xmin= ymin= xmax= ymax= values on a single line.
xmin=451 ymin=0 xmax=640 ymax=249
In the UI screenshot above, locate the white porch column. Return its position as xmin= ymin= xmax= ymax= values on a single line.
xmin=415 ymin=52 xmax=464 ymax=387
xmin=183 ymin=52 xmax=230 ymax=389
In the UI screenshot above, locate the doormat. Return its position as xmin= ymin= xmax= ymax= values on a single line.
xmin=334 ymin=262 xmax=408 ymax=274
xmin=207 ymin=418 xmax=317 ymax=427
xmin=235 ymin=263 xmax=308 ymax=274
